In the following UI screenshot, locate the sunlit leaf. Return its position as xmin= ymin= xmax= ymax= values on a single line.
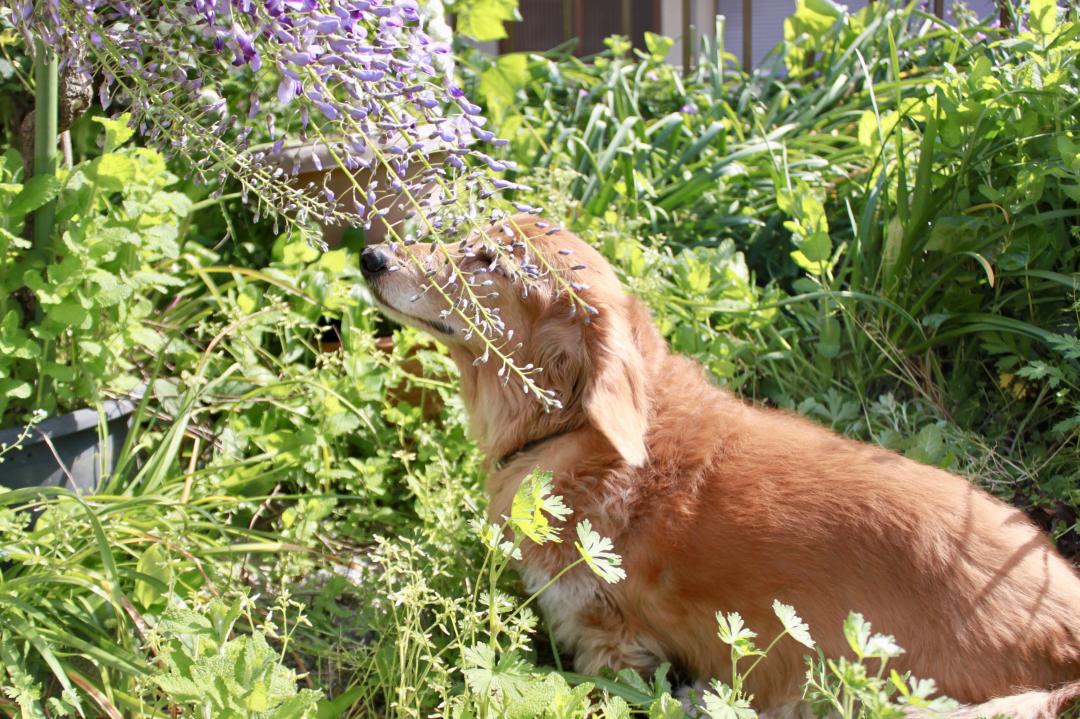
xmin=574 ymin=519 xmax=625 ymax=584
xmin=772 ymin=600 xmax=815 ymax=649
xmin=510 ymin=470 xmax=571 ymax=544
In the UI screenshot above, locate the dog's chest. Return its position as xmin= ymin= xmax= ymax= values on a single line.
xmin=493 ymin=466 xmax=638 ymax=649
xmin=519 ymin=561 xmax=603 ymax=651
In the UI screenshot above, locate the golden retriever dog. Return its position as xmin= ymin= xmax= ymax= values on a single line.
xmin=361 ymin=215 xmax=1080 ymax=718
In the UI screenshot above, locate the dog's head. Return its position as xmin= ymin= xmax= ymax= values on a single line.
xmin=361 ymin=214 xmax=654 ymax=467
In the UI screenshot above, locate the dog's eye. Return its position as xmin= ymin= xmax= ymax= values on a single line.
xmin=467 ymin=244 xmax=506 ymax=276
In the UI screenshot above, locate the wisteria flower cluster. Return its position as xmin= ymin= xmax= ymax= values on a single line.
xmin=11 ymin=0 xmax=588 ymax=406
xmin=14 ymin=0 xmax=498 ymax=232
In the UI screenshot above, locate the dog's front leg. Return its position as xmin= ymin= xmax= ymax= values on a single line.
xmin=570 ymin=620 xmax=664 ymax=676
xmin=526 ymin=567 xmax=663 ymax=677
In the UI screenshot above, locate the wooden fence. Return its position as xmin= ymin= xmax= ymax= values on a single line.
xmin=486 ymin=0 xmax=1014 ymax=69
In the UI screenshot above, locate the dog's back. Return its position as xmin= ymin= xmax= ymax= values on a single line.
xmin=627 ymin=349 xmax=1080 ymax=710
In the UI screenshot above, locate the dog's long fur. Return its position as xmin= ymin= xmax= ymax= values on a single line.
xmin=364 ymin=216 xmax=1080 ymax=717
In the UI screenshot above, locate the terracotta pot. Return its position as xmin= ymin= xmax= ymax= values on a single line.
xmin=263 ymin=134 xmax=446 ymax=248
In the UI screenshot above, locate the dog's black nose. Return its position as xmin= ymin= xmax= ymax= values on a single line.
xmin=361 ymin=246 xmax=388 ymax=276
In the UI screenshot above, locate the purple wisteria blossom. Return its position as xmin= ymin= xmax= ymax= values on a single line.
xmin=13 ymin=0 xmax=519 ymax=249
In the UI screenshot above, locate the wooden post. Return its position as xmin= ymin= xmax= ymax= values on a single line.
xmin=563 ymin=0 xmax=573 ymax=42
xmin=682 ymin=0 xmax=692 ymax=76
xmin=621 ymin=0 xmax=632 ymax=40
xmin=742 ymin=0 xmax=752 ymax=69
xmin=575 ymin=0 xmax=585 ymax=54
xmin=933 ymin=0 xmax=944 ymax=18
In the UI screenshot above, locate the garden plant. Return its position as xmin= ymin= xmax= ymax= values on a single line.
xmin=0 ymin=0 xmax=1077 ymax=717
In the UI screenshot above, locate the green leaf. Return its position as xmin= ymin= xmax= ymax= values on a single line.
xmin=41 ymin=362 xmax=75 ymax=382
xmin=857 ymin=109 xmax=900 ymax=154
xmin=479 ymin=53 xmax=530 ymax=126
xmin=0 ymin=378 xmax=33 ymax=399
xmin=601 ymin=696 xmax=632 ymax=719
xmin=134 ymin=543 xmax=171 ymax=610
xmin=47 ymin=301 xmax=88 ymax=327
xmin=772 ymin=600 xmax=815 ymax=649
xmin=92 ymin=114 xmax=135 ymax=152
xmin=647 ymin=694 xmax=687 ymax=719
xmin=644 ymin=33 xmax=675 ymax=62
xmin=152 ymin=674 xmax=203 ymax=703
xmin=574 ymin=519 xmax=625 ymax=584
xmin=510 ymin=469 xmax=572 ymax=544
xmin=90 ymin=153 xmax=138 ymax=192
xmin=703 ymin=681 xmax=757 ymax=719
xmin=141 ymin=223 xmax=181 ymax=259
xmin=461 ymin=644 xmax=533 ymax=708
xmin=314 ymin=248 xmax=349 ymax=274
xmin=281 ymin=239 xmax=320 ymax=265
xmin=925 ymin=217 xmax=982 ymax=253
xmin=88 ymin=268 xmax=129 ymax=305
xmin=1030 ymin=0 xmax=1057 ymax=36
xmin=128 ymin=324 xmax=166 ymax=353
xmin=455 ymin=0 xmax=520 ymax=41
xmin=6 ymin=174 xmax=62 ymax=220
xmin=0 ymin=310 xmax=37 ymax=359
xmin=503 ymin=672 xmax=571 ymax=719
xmin=715 ymin=611 xmax=760 ymax=659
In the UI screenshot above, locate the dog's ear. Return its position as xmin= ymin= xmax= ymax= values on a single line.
xmin=582 ymin=297 xmax=650 ymax=467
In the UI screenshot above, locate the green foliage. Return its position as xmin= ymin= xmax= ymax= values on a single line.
xmin=803 ymin=613 xmax=957 ymax=719
xmin=0 ymin=116 xmax=190 ymax=424
xmin=706 ymin=607 xmax=958 ymax=719
xmin=449 ymin=0 xmax=521 ymax=42
xmin=2 ymin=3 xmax=1079 ymax=719
xmin=152 ymin=599 xmax=321 ymax=718
xmin=305 ymin=468 xmax=636 ymax=718
xmin=0 ymin=481 xmax=285 ymax=717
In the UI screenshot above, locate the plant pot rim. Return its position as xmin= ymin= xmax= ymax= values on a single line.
xmin=0 ymin=394 xmax=141 ymax=448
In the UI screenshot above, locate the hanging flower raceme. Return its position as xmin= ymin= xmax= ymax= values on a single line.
xmin=13 ymin=0 xmax=499 ymax=233
xmin=10 ymin=0 xmax=591 ymax=407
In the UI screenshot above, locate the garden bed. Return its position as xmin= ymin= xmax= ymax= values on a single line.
xmin=0 ymin=1 xmax=1077 ymax=717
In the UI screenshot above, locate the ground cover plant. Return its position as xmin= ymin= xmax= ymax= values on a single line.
xmin=0 ymin=0 xmax=1076 ymax=717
